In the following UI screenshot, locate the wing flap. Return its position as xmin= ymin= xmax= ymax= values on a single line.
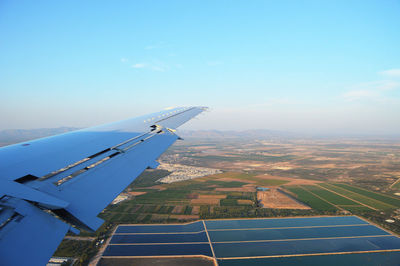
xmin=0 ymin=200 xmax=70 ymax=266
xmin=0 ymin=106 xmax=206 ymax=265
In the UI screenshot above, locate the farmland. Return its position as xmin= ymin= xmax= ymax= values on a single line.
xmin=49 ymin=135 xmax=400 ymax=264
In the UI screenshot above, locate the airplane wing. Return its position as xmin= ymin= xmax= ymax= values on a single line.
xmin=0 ymin=106 xmax=207 ymax=266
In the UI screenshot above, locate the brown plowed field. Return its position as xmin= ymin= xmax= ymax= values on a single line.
xmin=255 ymin=174 xmax=322 ymax=186
xmin=257 ymin=188 xmax=311 ymax=209
xmin=198 ymin=194 xmax=227 ymax=199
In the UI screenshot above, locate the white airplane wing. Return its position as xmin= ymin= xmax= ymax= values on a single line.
xmin=0 ymin=106 xmax=206 ymax=266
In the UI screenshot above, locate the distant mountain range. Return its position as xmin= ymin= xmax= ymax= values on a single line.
xmin=1 ymin=127 xmax=398 ymax=147
xmin=0 ymin=127 xmax=300 ymax=147
xmin=178 ymin=129 xmax=298 ymax=139
xmin=0 ymin=127 xmax=79 ymax=146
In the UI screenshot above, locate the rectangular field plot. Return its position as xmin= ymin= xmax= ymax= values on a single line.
xmin=285 ymin=186 xmax=337 ymax=211
xmin=218 ymin=251 xmax=400 ymax=266
xmin=204 ymin=216 xmax=366 ymax=230
xmin=319 ymin=183 xmax=395 ymax=210
xmin=103 ymin=243 xmax=213 ymax=257
xmin=101 ymin=216 xmax=400 ymax=266
xmin=302 ymin=185 xmax=361 ymax=205
xmin=330 ymin=183 xmax=400 ymax=208
xmin=212 ymin=236 xmax=400 ymax=258
xmin=208 ymin=225 xmax=389 ymax=242
xmin=115 ymin=220 xmax=204 ymax=234
xmin=110 ymin=232 xmax=208 ymax=244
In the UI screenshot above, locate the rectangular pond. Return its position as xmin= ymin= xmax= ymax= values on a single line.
xmin=103 ymin=243 xmax=213 ymax=257
xmin=212 ymin=236 xmax=400 ymax=258
xmin=217 ymin=251 xmax=400 ymax=266
xmin=208 ymin=225 xmax=389 ymax=242
xmin=110 ymin=232 xmax=209 ymax=244
xmin=205 ymin=216 xmax=367 ymax=230
xmin=115 ymin=221 xmax=204 ymax=234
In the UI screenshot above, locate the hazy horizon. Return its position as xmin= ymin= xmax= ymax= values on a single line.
xmin=1 ymin=1 xmax=400 ymax=135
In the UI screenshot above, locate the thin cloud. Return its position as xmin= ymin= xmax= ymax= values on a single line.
xmin=120 ymin=58 xmax=129 ymax=63
xmin=151 ymin=65 xmax=166 ymax=72
xmin=131 ymin=63 xmax=146 ymax=69
xmin=379 ymin=68 xmax=400 ymax=78
xmin=353 ymin=80 xmax=400 ymax=91
xmin=342 ymin=90 xmax=379 ymax=101
xmin=130 ymin=62 xmax=170 ymax=72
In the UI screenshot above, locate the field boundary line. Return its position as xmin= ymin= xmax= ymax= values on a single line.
xmin=114 ymin=230 xmax=205 ymax=235
xmin=389 ymin=178 xmax=400 ymax=189
xmin=334 ymin=182 xmax=400 ymax=201
xmin=109 ymin=241 xmax=210 ymax=245
xmin=115 ymin=215 xmax=364 ymax=228
xmin=207 ymin=224 xmax=370 ymax=231
xmin=217 ymin=249 xmax=400 ymax=260
xmin=328 ymin=183 xmax=397 ymax=208
xmin=89 ymin=224 xmax=118 ymax=266
xmin=316 ymin=184 xmax=377 ymax=211
xmin=101 ymin=254 xmax=216 ymax=259
xmin=203 ymin=220 xmax=218 ymax=265
xmin=204 ymin=215 xmax=354 ymax=221
xmin=211 ymin=234 xmax=391 ymax=244
xmin=118 ymin=220 xmax=203 ymax=226
xmin=300 ymin=185 xmax=343 ymax=211
xmin=356 ymin=215 xmax=400 ymax=237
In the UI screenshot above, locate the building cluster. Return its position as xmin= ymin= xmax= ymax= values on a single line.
xmin=157 ymin=163 xmax=221 ymax=183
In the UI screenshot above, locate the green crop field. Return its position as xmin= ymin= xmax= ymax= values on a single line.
xmin=393 ymin=179 xmax=400 ymax=189
xmin=226 ymin=192 xmax=255 ymax=200
xmin=54 ymin=240 xmax=93 ymax=258
xmin=319 ymin=183 xmax=396 ymax=210
xmin=302 ymin=185 xmax=361 ymax=206
xmin=332 ymin=183 xmax=400 ymax=207
xmin=285 ymin=186 xmax=337 ymax=211
xmin=220 ymin=199 xmax=239 ymax=206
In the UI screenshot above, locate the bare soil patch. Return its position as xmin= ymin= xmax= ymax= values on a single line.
xmin=258 ymin=188 xmax=311 ymax=209
xmin=237 ymin=199 xmax=253 ymax=205
xmin=186 ymin=193 xmax=199 ymax=199
xmin=170 ymin=215 xmax=200 ymax=220
xmin=216 ymin=177 xmax=255 ymax=183
xmin=145 ymin=185 xmax=167 ymax=191
xmin=191 ymin=206 xmax=200 ymax=214
xmin=128 ymin=191 xmax=147 ymax=196
xmin=215 ymin=186 xmax=256 ymax=192
xmin=255 ymin=174 xmax=322 ymax=186
xmin=198 ymin=194 xmax=227 ymax=199
xmin=171 ymin=205 xmax=184 ymax=214
xmin=190 ymin=198 xmax=220 ymax=205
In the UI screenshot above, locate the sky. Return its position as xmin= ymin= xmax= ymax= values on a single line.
xmin=1 ymin=0 xmax=400 ymax=135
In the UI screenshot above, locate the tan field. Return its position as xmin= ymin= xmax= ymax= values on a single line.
xmin=198 ymin=194 xmax=227 ymax=199
xmin=215 ymin=186 xmax=256 ymax=192
xmin=128 ymin=191 xmax=147 ymax=196
xmin=191 ymin=206 xmax=200 ymax=214
xmin=257 ymin=188 xmax=311 ymax=209
xmin=237 ymin=199 xmax=253 ymax=205
xmin=171 ymin=205 xmax=184 ymax=214
xmin=255 ymin=174 xmax=322 ymax=186
xmin=190 ymin=198 xmax=220 ymax=205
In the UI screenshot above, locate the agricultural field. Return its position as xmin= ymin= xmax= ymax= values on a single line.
xmin=51 ymin=136 xmax=400 ymax=264
xmin=284 ymin=186 xmax=337 ymax=212
xmin=319 ymin=183 xmax=397 ymax=210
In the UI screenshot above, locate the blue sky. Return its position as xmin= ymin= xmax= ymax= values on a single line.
xmin=1 ymin=0 xmax=400 ymax=134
